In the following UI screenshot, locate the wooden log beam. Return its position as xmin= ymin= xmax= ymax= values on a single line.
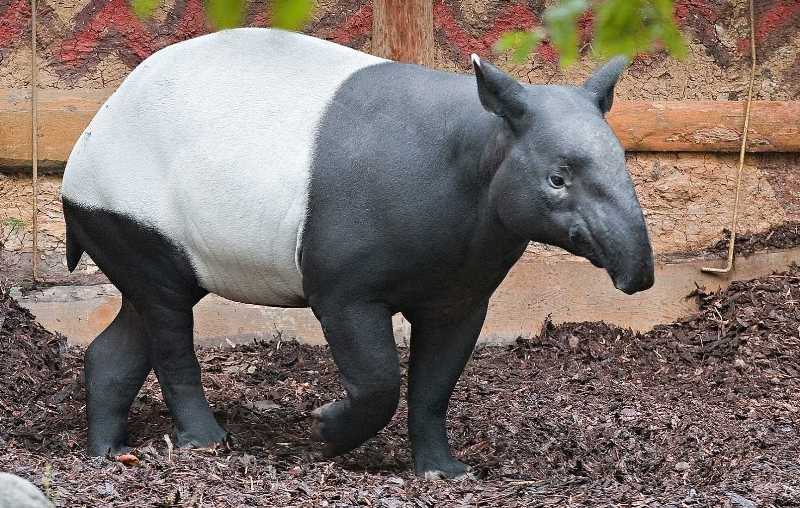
xmin=372 ymin=0 xmax=434 ymax=65
xmin=1 ymin=89 xmax=799 ymax=171
xmin=0 ymin=89 xmax=110 ymax=171
xmin=609 ymin=100 xmax=800 ymax=153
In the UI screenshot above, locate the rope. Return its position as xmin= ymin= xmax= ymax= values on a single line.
xmin=30 ymin=0 xmax=39 ymax=281
xmin=701 ymin=0 xmax=756 ymax=274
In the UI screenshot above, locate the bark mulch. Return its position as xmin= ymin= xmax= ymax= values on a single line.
xmin=1 ymin=269 xmax=800 ymax=507
xmin=706 ymin=223 xmax=800 ymax=258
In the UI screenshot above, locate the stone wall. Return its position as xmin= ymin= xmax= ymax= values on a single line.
xmin=1 ymin=0 xmax=799 ymax=283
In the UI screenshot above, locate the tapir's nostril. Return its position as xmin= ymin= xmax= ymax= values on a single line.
xmin=569 ymin=224 xmax=603 ymax=266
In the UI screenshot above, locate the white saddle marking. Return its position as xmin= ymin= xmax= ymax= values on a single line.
xmin=62 ymin=28 xmax=386 ymax=306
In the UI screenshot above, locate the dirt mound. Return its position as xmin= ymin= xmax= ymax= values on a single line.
xmin=1 ymin=270 xmax=799 ymax=506
xmin=0 ymin=287 xmax=84 ymax=452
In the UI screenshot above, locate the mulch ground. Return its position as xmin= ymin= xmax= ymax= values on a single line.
xmin=706 ymin=223 xmax=800 ymax=258
xmin=1 ymin=269 xmax=800 ymax=507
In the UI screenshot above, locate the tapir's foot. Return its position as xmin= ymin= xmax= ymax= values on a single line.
xmin=416 ymin=456 xmax=474 ymax=480
xmin=86 ymin=438 xmax=131 ymax=458
xmin=87 ymin=424 xmax=132 ymax=457
xmin=311 ymin=400 xmax=393 ymax=458
xmin=88 ymin=440 xmax=131 ymax=458
xmin=414 ymin=453 xmax=475 ymax=480
xmin=310 ymin=403 xmax=360 ymax=457
xmin=175 ymin=422 xmax=229 ymax=450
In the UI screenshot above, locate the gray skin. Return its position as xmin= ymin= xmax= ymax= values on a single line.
xmin=301 ymin=56 xmax=654 ymax=478
xmin=62 ymin=56 xmax=653 ymax=479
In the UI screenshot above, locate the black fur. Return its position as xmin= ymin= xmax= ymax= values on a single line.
xmin=301 ymin=60 xmax=652 ymax=476
xmin=65 ymin=221 xmax=83 ymax=272
xmin=62 ymin=197 xmax=225 ymax=455
xmin=302 ymin=62 xmax=528 ymax=476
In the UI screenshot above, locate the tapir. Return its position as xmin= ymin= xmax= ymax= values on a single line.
xmin=61 ymin=27 xmax=654 ymax=478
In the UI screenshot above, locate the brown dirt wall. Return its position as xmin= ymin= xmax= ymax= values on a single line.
xmin=0 ymin=0 xmax=797 ymax=98
xmin=1 ymin=0 xmax=799 ymax=283
xmin=3 ymin=154 xmax=799 ymax=284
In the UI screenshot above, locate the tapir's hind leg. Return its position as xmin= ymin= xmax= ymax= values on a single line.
xmin=85 ymin=298 xmax=150 ymax=456
xmin=63 ymin=198 xmax=226 ymax=454
xmin=136 ymin=301 xmax=228 ymax=448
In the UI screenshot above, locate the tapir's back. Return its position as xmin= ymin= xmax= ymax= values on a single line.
xmin=62 ymin=28 xmax=386 ymax=306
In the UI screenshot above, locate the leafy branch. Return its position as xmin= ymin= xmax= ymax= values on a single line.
xmin=131 ymin=0 xmax=685 ymax=66
xmin=133 ymin=0 xmax=314 ymax=31
xmin=495 ymin=0 xmax=686 ymax=66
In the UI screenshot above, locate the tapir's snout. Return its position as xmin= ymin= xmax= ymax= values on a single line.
xmin=601 ymin=209 xmax=655 ymax=295
xmin=609 ymin=254 xmax=654 ymax=294
xmin=571 ymin=200 xmax=655 ymax=295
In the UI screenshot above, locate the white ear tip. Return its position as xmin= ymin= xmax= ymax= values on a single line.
xmin=470 ymin=53 xmax=481 ymax=66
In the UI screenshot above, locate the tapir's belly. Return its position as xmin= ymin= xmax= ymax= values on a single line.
xmin=61 ymin=28 xmax=386 ymax=307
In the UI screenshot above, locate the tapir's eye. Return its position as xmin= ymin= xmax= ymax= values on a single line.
xmin=548 ymin=174 xmax=566 ymax=189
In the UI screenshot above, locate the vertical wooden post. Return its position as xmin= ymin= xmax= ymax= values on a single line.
xmin=372 ymin=0 xmax=434 ymax=66
xmin=31 ymin=0 xmax=39 ymax=282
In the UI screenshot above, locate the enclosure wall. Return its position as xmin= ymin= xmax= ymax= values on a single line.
xmin=1 ymin=0 xmax=799 ymax=285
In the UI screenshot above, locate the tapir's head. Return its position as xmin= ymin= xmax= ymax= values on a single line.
xmin=473 ymin=55 xmax=654 ymax=294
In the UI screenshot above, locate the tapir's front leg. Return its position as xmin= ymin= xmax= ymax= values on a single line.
xmin=311 ymin=301 xmax=401 ymax=457
xmin=406 ymin=303 xmax=488 ymax=479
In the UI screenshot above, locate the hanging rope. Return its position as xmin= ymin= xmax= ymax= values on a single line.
xmin=30 ymin=0 xmax=39 ymax=281
xmin=701 ymin=0 xmax=756 ymax=274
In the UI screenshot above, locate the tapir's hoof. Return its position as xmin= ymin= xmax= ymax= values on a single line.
xmin=310 ymin=407 xmax=324 ymax=441
xmin=311 ymin=405 xmax=367 ymax=458
xmin=310 ymin=407 xmax=341 ymax=458
xmin=175 ymin=425 xmax=230 ymax=450
xmin=88 ymin=440 xmax=131 ymax=458
xmin=422 ymin=469 xmax=476 ymax=481
xmin=417 ymin=459 xmax=474 ymax=480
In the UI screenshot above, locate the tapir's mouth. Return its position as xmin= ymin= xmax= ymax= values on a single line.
xmin=590 ymin=236 xmax=654 ymax=295
xmin=568 ymin=225 xmax=605 ymax=269
xmin=585 ymin=251 xmax=605 ymax=269
xmin=568 ymin=224 xmax=651 ymax=294
xmin=568 ymin=214 xmax=654 ymax=295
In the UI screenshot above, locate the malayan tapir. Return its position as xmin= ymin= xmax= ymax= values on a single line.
xmin=61 ymin=27 xmax=654 ymax=478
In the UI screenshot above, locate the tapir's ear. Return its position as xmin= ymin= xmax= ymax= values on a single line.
xmin=582 ymin=56 xmax=628 ymax=115
xmin=471 ymin=54 xmax=526 ymax=120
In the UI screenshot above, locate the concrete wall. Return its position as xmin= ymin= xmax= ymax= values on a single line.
xmin=1 ymin=0 xmax=799 ymax=286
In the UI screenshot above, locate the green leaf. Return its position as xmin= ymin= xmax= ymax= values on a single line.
xmin=272 ymin=0 xmax=314 ymax=31
xmin=593 ymin=0 xmax=643 ymax=58
xmin=592 ymin=0 xmax=686 ymax=60
xmin=205 ymin=0 xmax=246 ymax=30
xmin=650 ymin=0 xmax=687 ymax=58
xmin=496 ymin=0 xmax=686 ymax=67
xmin=543 ymin=0 xmax=588 ymax=67
xmin=494 ymin=30 xmax=543 ymax=63
xmin=131 ymin=0 xmax=159 ymax=19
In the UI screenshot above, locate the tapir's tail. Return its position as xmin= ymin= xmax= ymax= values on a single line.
xmin=66 ymin=230 xmax=83 ymax=272
xmin=63 ymin=200 xmax=84 ymax=272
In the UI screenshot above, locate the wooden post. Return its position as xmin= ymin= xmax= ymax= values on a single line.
xmin=372 ymin=0 xmax=434 ymax=66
